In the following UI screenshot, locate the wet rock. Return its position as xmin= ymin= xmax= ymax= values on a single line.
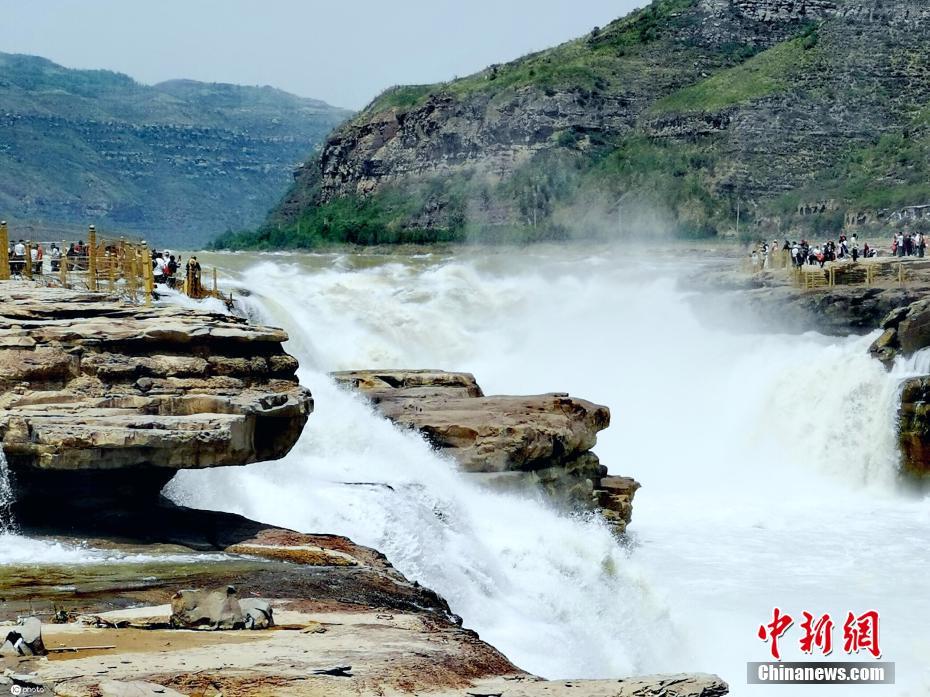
xmin=596 ymin=476 xmax=641 ymax=531
xmin=334 ymin=369 xmax=639 ymax=530
xmin=699 ymin=282 xmax=930 ymax=337
xmin=898 ymin=376 xmax=930 ymax=477
xmin=870 ymin=297 xmax=930 ymax=367
xmin=332 ymin=370 xmax=608 ymax=473
xmin=869 ymin=328 xmax=899 ymax=367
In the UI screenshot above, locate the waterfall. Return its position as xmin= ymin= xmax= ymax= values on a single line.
xmin=0 ymin=446 xmax=13 ymax=533
xmin=167 ymin=248 xmax=930 ymax=694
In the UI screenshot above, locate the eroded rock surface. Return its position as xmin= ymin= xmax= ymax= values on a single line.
xmin=17 ymin=605 xmax=729 ymax=697
xmin=0 ymin=286 xmax=312 ymax=482
xmin=333 ymin=369 xmax=638 ymax=531
xmin=870 ymin=297 xmax=930 ymax=367
xmin=332 ymin=370 xmax=608 ymax=472
xmin=898 ymin=376 xmax=930 ymax=478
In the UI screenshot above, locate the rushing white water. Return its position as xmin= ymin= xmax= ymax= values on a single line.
xmin=167 ymin=247 xmax=930 ymax=695
xmin=0 ymin=447 xmax=13 ymax=534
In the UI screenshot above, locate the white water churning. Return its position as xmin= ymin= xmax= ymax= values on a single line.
xmin=0 ymin=447 xmax=13 ymax=534
xmin=168 ymin=248 xmax=930 ymax=695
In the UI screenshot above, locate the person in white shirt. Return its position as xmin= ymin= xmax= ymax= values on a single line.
xmin=153 ymin=253 xmax=168 ymax=283
xmin=50 ymin=244 xmax=62 ymax=272
xmin=12 ymin=240 xmax=25 ymax=275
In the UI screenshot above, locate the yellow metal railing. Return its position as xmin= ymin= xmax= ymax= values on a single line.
xmin=1 ymin=222 xmax=229 ymax=306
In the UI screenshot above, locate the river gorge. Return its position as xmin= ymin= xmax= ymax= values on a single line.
xmin=3 ymin=245 xmax=930 ymax=696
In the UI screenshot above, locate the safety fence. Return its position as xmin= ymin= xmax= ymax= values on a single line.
xmin=0 ymin=221 xmax=229 ymax=306
xmin=745 ymin=246 xmax=925 ymax=290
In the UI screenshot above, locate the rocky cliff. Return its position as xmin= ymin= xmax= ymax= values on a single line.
xmin=231 ymin=0 xmax=930 ymax=248
xmin=0 ymin=53 xmax=351 ymax=248
xmin=0 ymin=285 xmax=311 ymax=515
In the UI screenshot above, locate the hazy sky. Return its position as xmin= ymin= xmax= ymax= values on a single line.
xmin=1 ymin=0 xmax=643 ymax=109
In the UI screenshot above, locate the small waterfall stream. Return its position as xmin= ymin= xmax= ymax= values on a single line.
xmin=0 ymin=447 xmax=14 ymax=533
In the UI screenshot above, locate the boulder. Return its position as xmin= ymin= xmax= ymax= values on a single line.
xmin=239 ymin=598 xmax=274 ymax=630
xmin=333 ymin=370 xmax=639 ymax=531
xmin=170 ymin=586 xmax=244 ymax=630
xmin=1 ymin=617 xmax=46 ymax=656
xmin=870 ymin=297 xmax=930 ymax=367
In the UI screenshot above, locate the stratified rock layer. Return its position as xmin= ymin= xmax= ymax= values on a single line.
xmin=333 ymin=369 xmax=638 ymax=531
xmin=332 ymin=370 xmax=608 ymax=472
xmin=0 ymin=286 xmax=312 ymax=476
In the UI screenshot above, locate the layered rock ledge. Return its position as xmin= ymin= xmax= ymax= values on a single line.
xmin=332 ymin=370 xmax=638 ymax=531
xmin=0 ymin=286 xmax=312 ymax=508
xmin=4 ymin=503 xmax=726 ymax=696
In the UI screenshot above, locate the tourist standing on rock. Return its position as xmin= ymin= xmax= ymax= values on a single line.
xmin=49 ymin=244 xmax=61 ymax=272
xmin=167 ymin=255 xmax=179 ymax=288
xmin=12 ymin=239 xmax=25 ymax=275
xmin=31 ymin=243 xmax=42 ymax=275
xmin=917 ymin=232 xmax=926 ymax=258
xmin=153 ymin=253 xmax=167 ymax=284
xmin=897 ymin=232 xmax=906 ymax=257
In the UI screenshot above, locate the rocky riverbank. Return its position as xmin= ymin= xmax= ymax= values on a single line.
xmin=683 ymin=258 xmax=930 ymax=336
xmin=0 ymin=284 xmax=726 ymax=696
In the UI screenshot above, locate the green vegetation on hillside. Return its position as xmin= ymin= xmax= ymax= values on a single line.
xmin=220 ymin=0 xmax=930 ymax=251
xmin=650 ymin=28 xmax=820 ymax=113
xmin=0 ymin=52 xmax=352 ymax=248
xmin=364 ymin=0 xmax=702 ymax=115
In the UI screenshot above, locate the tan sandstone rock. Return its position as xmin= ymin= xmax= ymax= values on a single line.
xmin=332 ymin=369 xmax=608 ymax=472
xmin=333 ymin=369 xmax=639 ymax=532
xmin=0 ymin=286 xmax=312 ymax=473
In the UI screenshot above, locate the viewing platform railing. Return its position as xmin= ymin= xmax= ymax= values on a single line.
xmin=745 ymin=245 xmax=925 ymax=291
xmin=0 ymin=221 xmax=229 ymax=305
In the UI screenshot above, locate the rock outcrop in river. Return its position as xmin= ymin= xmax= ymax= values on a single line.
xmin=0 ymin=286 xmax=311 ymax=516
xmin=332 ymin=369 xmax=638 ymax=531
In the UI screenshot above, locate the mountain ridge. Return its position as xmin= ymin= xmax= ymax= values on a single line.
xmin=221 ymin=0 xmax=930 ymax=249
xmin=0 ymin=52 xmax=352 ymax=247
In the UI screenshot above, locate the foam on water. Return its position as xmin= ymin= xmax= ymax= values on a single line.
xmin=164 ymin=247 xmax=930 ymax=693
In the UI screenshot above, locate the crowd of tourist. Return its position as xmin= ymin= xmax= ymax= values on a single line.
xmin=4 ymin=239 xmax=86 ymax=275
xmin=891 ymin=230 xmax=927 ymax=258
xmin=749 ymin=231 xmax=929 ymax=270
xmin=4 ymin=240 xmax=200 ymax=291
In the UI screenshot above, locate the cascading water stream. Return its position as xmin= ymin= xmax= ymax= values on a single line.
xmin=168 ymin=248 xmax=930 ymax=695
xmin=0 ymin=446 xmax=13 ymax=534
